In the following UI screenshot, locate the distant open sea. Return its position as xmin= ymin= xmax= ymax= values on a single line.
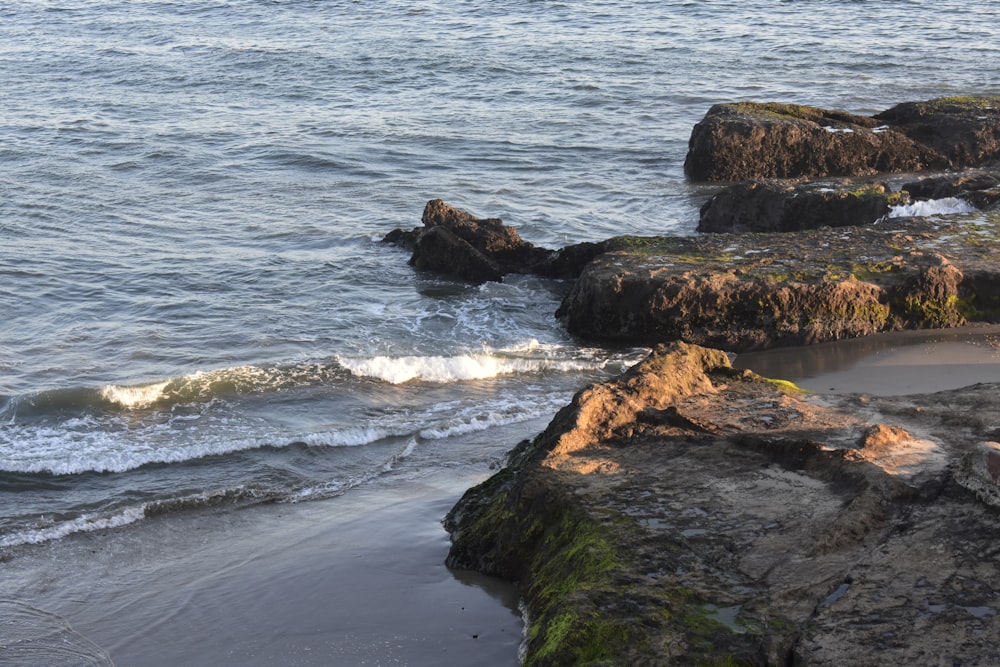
xmin=2 ymin=0 xmax=998 ymax=555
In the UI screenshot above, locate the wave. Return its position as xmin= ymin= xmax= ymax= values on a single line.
xmin=0 ymin=424 xmax=386 ymax=476
xmin=2 ymin=362 xmax=349 ymax=418
xmin=887 ymin=197 xmax=978 ymax=219
xmin=0 ymin=383 xmax=575 ymax=476
xmin=0 ymin=485 xmax=282 ymax=549
xmin=3 ymin=343 xmax=612 ymax=418
xmin=0 ymin=343 xmax=641 ymax=476
xmin=0 ymin=506 xmax=146 ymax=548
xmin=100 ymin=380 xmax=171 ymax=407
xmin=336 ymin=341 xmax=626 ymax=384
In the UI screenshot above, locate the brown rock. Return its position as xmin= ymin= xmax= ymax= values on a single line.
xmin=684 ymin=101 xmax=945 ymax=182
xmin=698 ymin=179 xmax=901 ymax=233
xmin=556 ymin=216 xmax=1000 ymax=350
xmin=446 ymin=342 xmax=1000 ymax=665
xmin=876 ymin=96 xmax=1000 ymax=168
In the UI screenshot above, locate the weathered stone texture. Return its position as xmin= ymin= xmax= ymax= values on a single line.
xmin=446 ymin=342 xmax=1000 ymax=666
xmin=685 ymin=97 xmax=1000 ymax=182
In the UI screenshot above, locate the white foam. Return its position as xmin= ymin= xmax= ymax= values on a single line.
xmin=0 ymin=506 xmax=145 ymax=548
xmin=0 ymin=420 xmax=401 ymax=475
xmin=887 ymin=197 xmax=977 ymax=219
xmin=100 ymin=380 xmax=170 ymax=407
xmin=336 ymin=348 xmax=608 ymax=384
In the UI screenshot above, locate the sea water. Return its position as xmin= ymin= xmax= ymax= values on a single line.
xmin=2 ymin=0 xmax=999 ymax=550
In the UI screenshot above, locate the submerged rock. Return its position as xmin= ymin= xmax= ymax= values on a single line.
xmin=684 ymin=97 xmax=1000 ymax=182
xmin=901 ymin=171 xmax=1000 ymax=211
xmin=446 ymin=342 xmax=1000 ymax=665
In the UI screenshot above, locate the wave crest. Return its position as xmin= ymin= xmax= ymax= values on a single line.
xmin=336 ymin=346 xmax=611 ymax=384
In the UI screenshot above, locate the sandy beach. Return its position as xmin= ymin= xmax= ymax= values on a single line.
xmin=0 ymin=422 xmax=538 ymax=667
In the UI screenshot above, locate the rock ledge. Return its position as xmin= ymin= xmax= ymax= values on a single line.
xmin=446 ymin=342 xmax=1000 ymax=665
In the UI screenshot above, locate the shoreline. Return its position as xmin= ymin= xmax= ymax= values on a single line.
xmin=0 ymin=438 xmax=533 ymax=666
xmin=5 ymin=328 xmax=999 ymax=665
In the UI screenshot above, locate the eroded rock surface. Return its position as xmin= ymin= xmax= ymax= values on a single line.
xmin=699 ymin=170 xmax=1000 ymax=235
xmin=685 ymin=97 xmax=1000 ymax=182
xmin=383 ymin=199 xmax=553 ymax=283
xmin=697 ymin=179 xmax=904 ymax=233
xmin=446 ymin=342 xmax=1000 ymax=666
xmin=557 ymin=211 xmax=1000 ymax=350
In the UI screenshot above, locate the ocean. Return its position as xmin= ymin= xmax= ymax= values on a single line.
xmin=1 ymin=0 xmax=999 ymax=661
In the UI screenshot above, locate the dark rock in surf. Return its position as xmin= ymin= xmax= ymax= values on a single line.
xmin=697 ymin=179 xmax=904 ymax=233
xmin=409 ymin=225 xmax=504 ymax=284
xmin=383 ymin=199 xmax=553 ymax=283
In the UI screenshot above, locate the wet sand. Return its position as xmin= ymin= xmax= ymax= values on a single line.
xmin=735 ymin=325 xmax=1000 ymax=395
xmin=0 ymin=448 xmax=528 ymax=666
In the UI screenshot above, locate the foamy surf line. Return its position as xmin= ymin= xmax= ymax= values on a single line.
xmin=887 ymin=196 xmax=978 ymax=219
xmin=0 ymin=423 xmax=411 ymax=476
xmin=335 ymin=349 xmax=629 ymax=384
xmin=0 ymin=486 xmax=281 ymax=549
xmin=0 ymin=390 xmax=571 ymax=476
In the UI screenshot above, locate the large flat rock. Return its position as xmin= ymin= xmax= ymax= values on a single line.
xmin=556 ymin=211 xmax=1000 ymax=351
xmin=446 ymin=342 xmax=1000 ymax=665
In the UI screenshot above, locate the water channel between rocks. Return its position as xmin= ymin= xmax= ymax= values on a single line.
xmin=734 ymin=325 xmax=1000 ymax=396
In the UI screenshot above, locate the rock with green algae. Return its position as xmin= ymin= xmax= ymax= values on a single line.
xmin=445 ymin=341 xmax=1000 ymax=666
xmin=698 ymin=170 xmax=1000 ymax=235
xmin=556 ymin=211 xmax=1000 ymax=351
xmin=696 ymin=178 xmax=907 ymax=234
xmin=684 ymin=96 xmax=1000 ymax=182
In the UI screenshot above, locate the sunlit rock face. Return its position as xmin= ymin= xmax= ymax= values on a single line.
xmin=684 ymin=97 xmax=1000 ymax=182
xmin=446 ymin=342 xmax=1000 ymax=666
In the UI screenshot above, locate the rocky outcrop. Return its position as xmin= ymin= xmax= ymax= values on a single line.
xmin=383 ymin=199 xmax=553 ymax=283
xmin=684 ymin=97 xmax=1000 ymax=182
xmin=876 ymin=97 xmax=1000 ymax=169
xmin=697 ymin=180 xmax=905 ymax=233
xmin=699 ymin=170 xmax=1000 ymax=235
xmin=446 ymin=342 xmax=1000 ymax=666
xmin=902 ymin=171 xmax=1000 ymax=211
xmin=385 ymin=199 xmax=701 ymax=283
xmin=556 ymin=214 xmax=1000 ymax=350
